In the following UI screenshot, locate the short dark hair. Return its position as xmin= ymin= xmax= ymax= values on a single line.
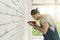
xmin=31 ymin=8 xmax=40 ymax=15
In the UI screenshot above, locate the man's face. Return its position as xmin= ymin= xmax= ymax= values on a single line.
xmin=32 ymin=13 xmax=39 ymax=20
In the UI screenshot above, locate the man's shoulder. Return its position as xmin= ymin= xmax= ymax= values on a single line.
xmin=45 ymin=14 xmax=52 ymax=18
xmin=45 ymin=14 xmax=50 ymax=16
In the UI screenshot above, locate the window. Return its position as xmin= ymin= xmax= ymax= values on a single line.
xmin=32 ymin=0 xmax=60 ymax=40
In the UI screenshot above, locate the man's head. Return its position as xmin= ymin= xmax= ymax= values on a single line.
xmin=31 ymin=8 xmax=40 ymax=20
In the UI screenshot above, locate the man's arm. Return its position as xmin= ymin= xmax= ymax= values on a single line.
xmin=33 ymin=22 xmax=49 ymax=34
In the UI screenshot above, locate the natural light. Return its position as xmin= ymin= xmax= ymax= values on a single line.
xmin=32 ymin=0 xmax=60 ymax=40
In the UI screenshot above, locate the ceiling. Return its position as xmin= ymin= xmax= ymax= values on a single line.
xmin=33 ymin=0 xmax=60 ymax=5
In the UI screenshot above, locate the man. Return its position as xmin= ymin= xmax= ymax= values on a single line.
xmin=28 ymin=8 xmax=59 ymax=40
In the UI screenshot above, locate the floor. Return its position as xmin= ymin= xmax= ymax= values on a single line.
xmin=33 ymin=36 xmax=43 ymax=40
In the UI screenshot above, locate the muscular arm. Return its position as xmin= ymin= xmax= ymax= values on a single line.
xmin=33 ymin=22 xmax=49 ymax=34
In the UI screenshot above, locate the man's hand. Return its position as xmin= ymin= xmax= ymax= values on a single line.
xmin=28 ymin=21 xmax=36 ymax=27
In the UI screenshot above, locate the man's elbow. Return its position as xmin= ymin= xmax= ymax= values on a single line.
xmin=42 ymin=30 xmax=47 ymax=34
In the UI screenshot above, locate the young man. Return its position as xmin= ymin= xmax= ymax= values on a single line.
xmin=28 ymin=8 xmax=59 ymax=40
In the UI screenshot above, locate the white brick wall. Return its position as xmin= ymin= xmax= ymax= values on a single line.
xmin=0 ymin=0 xmax=32 ymax=40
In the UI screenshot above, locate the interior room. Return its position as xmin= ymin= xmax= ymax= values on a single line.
xmin=0 ymin=0 xmax=60 ymax=40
